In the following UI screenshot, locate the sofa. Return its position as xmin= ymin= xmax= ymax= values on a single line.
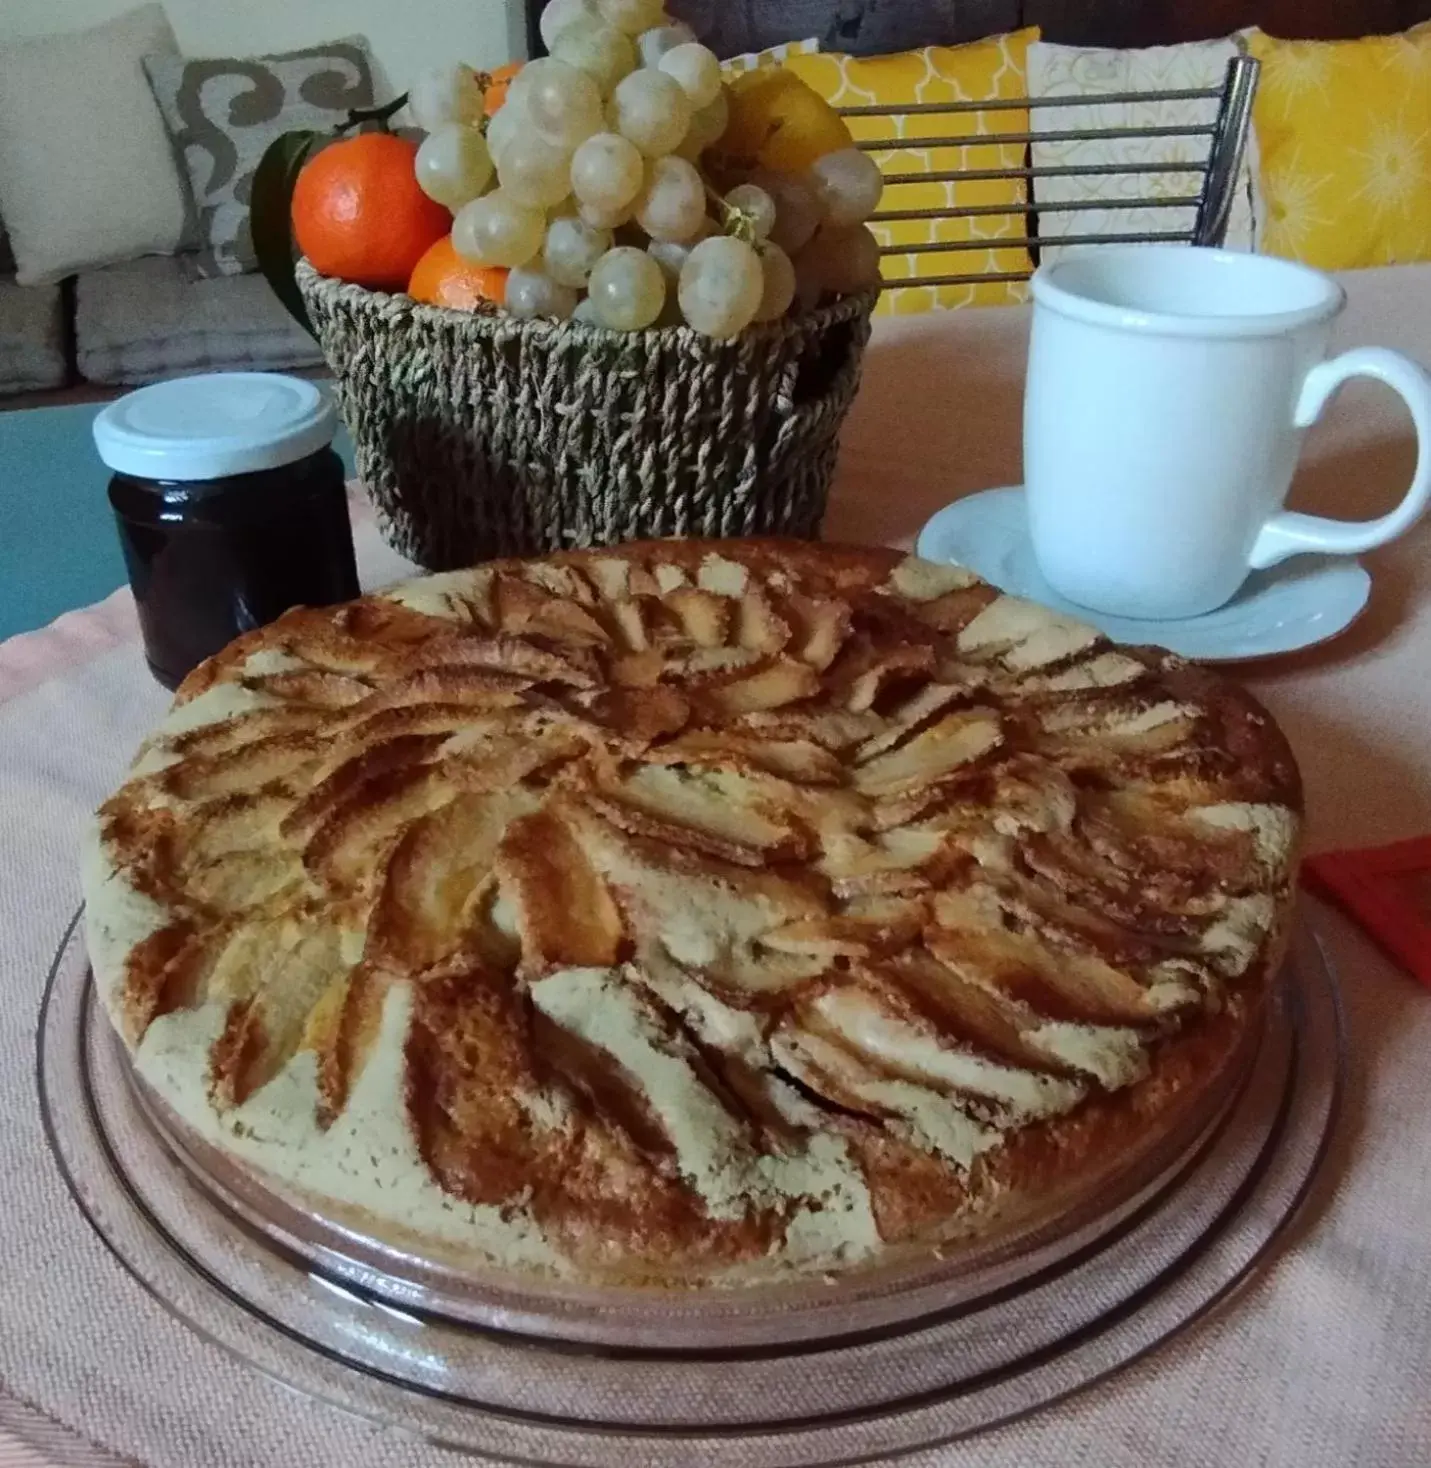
xmin=0 ymin=280 xmax=66 ymax=398
xmin=0 ymin=259 xmax=324 ymax=398
xmin=0 ymin=0 xmax=519 ymax=400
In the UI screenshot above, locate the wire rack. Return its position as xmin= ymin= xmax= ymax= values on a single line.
xmin=840 ymin=54 xmax=1259 ymax=291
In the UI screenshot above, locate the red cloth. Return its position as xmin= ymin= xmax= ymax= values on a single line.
xmin=1303 ymin=839 xmax=1431 ymax=989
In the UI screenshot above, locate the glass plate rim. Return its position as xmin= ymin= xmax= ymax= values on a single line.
xmin=121 ymin=997 xmax=1263 ymax=1361
xmin=35 ymin=906 xmax=1347 ymax=1463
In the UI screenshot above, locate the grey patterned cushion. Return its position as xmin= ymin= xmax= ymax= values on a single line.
xmin=75 ymin=256 xmax=322 ymax=385
xmin=144 ymin=39 xmax=376 ymax=280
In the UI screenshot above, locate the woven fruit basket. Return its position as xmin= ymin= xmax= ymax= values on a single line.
xmin=297 ymin=259 xmax=875 ymax=570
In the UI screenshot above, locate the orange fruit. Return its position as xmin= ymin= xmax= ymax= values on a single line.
xmin=484 ymin=61 xmax=524 ymax=117
xmin=407 ymin=235 xmax=508 ymax=309
xmin=292 ymin=132 xmax=450 ymax=292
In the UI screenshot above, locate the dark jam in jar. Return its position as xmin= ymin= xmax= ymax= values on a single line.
xmin=94 ymin=374 xmax=360 ymax=690
xmin=108 ymin=449 xmax=359 ymax=689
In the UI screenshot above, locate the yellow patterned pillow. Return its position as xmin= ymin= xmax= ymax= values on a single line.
xmin=785 ymin=29 xmax=1038 ymax=313
xmin=1246 ymin=25 xmax=1431 ymax=269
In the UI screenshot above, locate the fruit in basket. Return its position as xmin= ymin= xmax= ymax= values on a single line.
xmin=681 ymin=87 xmax=730 ymax=157
xmin=808 ymin=147 xmax=885 ymax=230
xmin=658 ymin=42 xmax=722 ymax=108
xmin=483 ymin=60 xmax=525 ymax=116
xmin=540 ymin=0 xmax=598 ymax=49
xmin=543 ymin=214 xmax=613 ymax=286
xmin=715 ymin=66 xmax=855 ymax=176
xmin=452 ymin=190 xmax=546 ymax=268
xmin=579 ymin=198 xmax=636 ymax=231
xmin=408 ymin=63 xmax=487 ymax=131
xmin=724 ymin=182 xmax=777 ymax=240
xmin=597 ymin=0 xmax=667 ymax=35
xmin=407 ymin=235 xmax=508 ymax=308
xmin=643 ymin=234 xmax=698 ymax=290
xmin=608 ymin=69 xmax=692 ymax=156
xmin=292 ymin=133 xmax=450 ymax=291
xmin=433 ymin=2 xmax=882 ymax=332
xmin=269 ymin=0 xmax=884 ymax=335
xmin=504 ymin=265 xmax=580 ymax=320
xmin=551 ymin=18 xmax=637 ymax=96
xmin=637 ymin=21 xmax=696 ymax=67
xmin=498 ymin=130 xmax=577 ymax=209
xmin=587 ymin=245 xmax=666 ymax=329
xmin=570 ymin=131 xmax=646 ymax=212
xmin=634 ymin=155 xmax=706 ymax=241
xmin=414 ymin=124 xmax=494 ymax=210
xmin=484 ymin=103 xmax=522 ymax=168
xmin=751 ymin=167 xmax=821 ymax=254
xmin=509 ymin=58 xmax=603 ymax=146
xmin=797 ymin=222 xmax=882 ymax=298
xmin=677 ymin=234 xmax=764 ymax=339
xmin=753 ymin=241 xmax=797 ymax=322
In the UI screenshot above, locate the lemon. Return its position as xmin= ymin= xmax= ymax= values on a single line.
xmin=713 ymin=68 xmax=854 ymax=176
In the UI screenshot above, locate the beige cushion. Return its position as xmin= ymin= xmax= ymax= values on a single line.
xmin=144 ymin=39 xmax=378 ymax=280
xmin=0 ymin=5 xmax=188 ymax=286
xmin=75 ymin=256 xmax=322 ymax=385
xmin=1026 ymin=38 xmax=1263 ymax=262
xmin=0 ymin=278 xmax=66 ymax=393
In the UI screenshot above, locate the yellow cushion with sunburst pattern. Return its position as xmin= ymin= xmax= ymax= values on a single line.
xmin=1246 ymin=25 xmax=1431 ymax=269
xmin=784 ymin=30 xmax=1039 ymax=314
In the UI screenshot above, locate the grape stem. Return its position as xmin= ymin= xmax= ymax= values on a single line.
xmin=703 ymin=177 xmax=759 ymax=247
xmin=333 ymin=94 xmax=410 ymax=136
xmin=472 ymin=74 xmax=496 ymax=136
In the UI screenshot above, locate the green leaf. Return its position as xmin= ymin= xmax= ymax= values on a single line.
xmin=251 ymin=129 xmax=320 ymax=339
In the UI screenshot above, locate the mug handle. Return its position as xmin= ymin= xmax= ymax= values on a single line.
xmin=1249 ymin=347 xmax=1431 ymax=570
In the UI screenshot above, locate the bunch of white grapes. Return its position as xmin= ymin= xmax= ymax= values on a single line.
xmin=406 ymin=0 xmax=882 ymax=339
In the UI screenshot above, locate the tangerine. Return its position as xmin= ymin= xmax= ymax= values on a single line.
xmin=292 ymin=132 xmax=450 ymax=292
xmin=408 ymin=235 xmax=508 ymax=309
xmin=484 ymin=60 xmax=524 ymax=117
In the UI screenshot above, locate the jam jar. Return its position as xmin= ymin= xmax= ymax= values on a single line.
xmin=94 ymin=374 xmax=360 ymax=690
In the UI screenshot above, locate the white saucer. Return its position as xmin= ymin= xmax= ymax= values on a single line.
xmin=916 ymin=487 xmax=1371 ymax=662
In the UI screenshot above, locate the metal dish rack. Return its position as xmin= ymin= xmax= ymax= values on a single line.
xmin=840 ymin=53 xmax=1260 ymax=290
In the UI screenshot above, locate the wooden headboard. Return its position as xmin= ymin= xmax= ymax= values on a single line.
xmin=525 ymin=0 xmax=1431 ymax=59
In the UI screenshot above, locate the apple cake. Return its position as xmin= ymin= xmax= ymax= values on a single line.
xmin=82 ymin=540 xmax=1300 ymax=1286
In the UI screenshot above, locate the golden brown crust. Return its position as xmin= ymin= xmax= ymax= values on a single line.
xmin=86 ymin=538 xmax=1301 ymax=1286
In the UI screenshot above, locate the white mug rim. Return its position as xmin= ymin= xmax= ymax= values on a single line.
xmin=1031 ymin=245 xmax=1346 ymax=340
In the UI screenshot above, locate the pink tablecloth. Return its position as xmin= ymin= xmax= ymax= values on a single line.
xmin=3 ymin=264 xmax=1431 ymax=1467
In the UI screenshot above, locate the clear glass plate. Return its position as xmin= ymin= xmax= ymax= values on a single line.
xmin=124 ymin=979 xmax=1262 ymax=1354
xmin=38 ymin=911 xmax=1344 ymax=1467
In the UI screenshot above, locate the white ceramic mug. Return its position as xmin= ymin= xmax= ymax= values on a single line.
xmin=1023 ymin=245 xmax=1431 ymax=620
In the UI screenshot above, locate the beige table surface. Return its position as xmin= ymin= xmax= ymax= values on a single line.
xmin=3 ymin=264 xmax=1431 ymax=1467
